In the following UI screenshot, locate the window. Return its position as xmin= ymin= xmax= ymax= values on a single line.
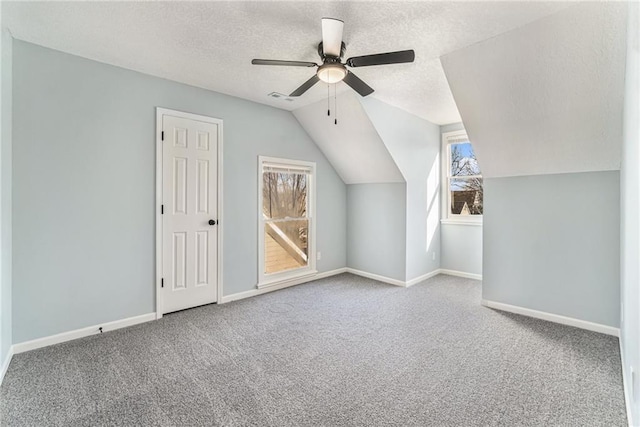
xmin=443 ymin=131 xmax=483 ymax=221
xmin=258 ymin=157 xmax=316 ymax=287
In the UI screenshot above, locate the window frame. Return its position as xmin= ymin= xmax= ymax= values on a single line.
xmin=257 ymin=156 xmax=317 ymax=288
xmin=441 ymin=130 xmax=483 ymax=226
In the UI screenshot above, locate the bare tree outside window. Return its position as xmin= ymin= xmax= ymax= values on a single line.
xmin=449 ymin=142 xmax=483 ymax=215
xmin=263 ymin=172 xmax=307 ymax=220
xmin=262 ymin=170 xmax=309 ymax=274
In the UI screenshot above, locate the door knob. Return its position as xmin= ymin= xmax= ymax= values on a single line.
xmin=208 ymin=219 xmax=217 ymax=226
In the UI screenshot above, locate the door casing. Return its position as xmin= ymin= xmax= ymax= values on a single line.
xmin=155 ymin=107 xmax=224 ymax=319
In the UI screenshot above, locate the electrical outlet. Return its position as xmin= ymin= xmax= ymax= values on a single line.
xmin=317 ymin=251 xmax=322 ymax=261
xmin=432 ymin=252 xmax=436 ymax=261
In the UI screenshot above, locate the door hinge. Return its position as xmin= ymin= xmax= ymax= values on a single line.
xmin=161 ymin=204 xmax=164 ymax=214
xmin=161 ymin=131 xmax=164 ymax=141
xmin=161 ymin=278 xmax=164 ymax=288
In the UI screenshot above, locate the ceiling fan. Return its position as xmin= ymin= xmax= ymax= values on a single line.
xmin=251 ymin=18 xmax=415 ymax=97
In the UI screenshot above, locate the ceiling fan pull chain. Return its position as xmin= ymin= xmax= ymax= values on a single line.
xmin=327 ymin=84 xmax=331 ymax=116
xmin=334 ymin=83 xmax=338 ymax=125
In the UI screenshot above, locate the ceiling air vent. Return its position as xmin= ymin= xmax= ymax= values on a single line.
xmin=268 ymin=92 xmax=295 ymax=102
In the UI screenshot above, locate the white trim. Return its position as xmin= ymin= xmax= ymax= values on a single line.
xmin=405 ymin=270 xmax=442 ymax=287
xmin=346 ymin=268 xmax=444 ymax=287
xmin=481 ymin=299 xmax=619 ymax=337
xmin=619 ymin=338 xmax=635 ymax=427
xmin=155 ymin=109 xmax=163 ymax=319
xmin=440 ymin=219 xmax=483 ymax=227
xmin=257 ymin=156 xmax=316 ymax=287
xmin=12 ymin=313 xmax=156 ymax=354
xmin=155 ymin=108 xmax=224 ymax=319
xmin=0 ymin=345 xmax=14 ymax=386
xmin=441 ymin=129 xmax=483 ymax=221
xmin=217 ymin=119 xmax=224 ymax=314
xmin=346 ymin=268 xmax=406 ymax=287
xmin=258 ymin=270 xmax=318 ymax=289
xmin=221 ymin=267 xmax=347 ymax=303
xmin=222 ymin=268 xmax=444 ymax=303
xmin=440 ymin=269 xmax=483 ymax=281
xmin=314 ymin=267 xmax=347 ymax=278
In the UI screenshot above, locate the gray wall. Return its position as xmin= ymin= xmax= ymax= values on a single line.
xmin=483 ymin=171 xmax=620 ymax=327
xmin=441 ymin=3 xmax=625 ymax=330
xmin=0 ymin=24 xmax=12 ymax=364
xmin=347 ymin=183 xmax=406 ymax=281
xmin=12 ymin=41 xmax=346 ymax=343
xmin=360 ymin=98 xmax=441 ymax=280
xmin=441 ymin=225 xmax=482 ymax=276
xmin=620 ymin=1 xmax=639 ymax=423
xmin=440 ymin=122 xmax=483 ymax=276
xmin=292 ymin=93 xmax=405 ymax=185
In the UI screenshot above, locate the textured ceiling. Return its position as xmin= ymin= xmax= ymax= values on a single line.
xmin=3 ymin=1 xmax=571 ymax=125
xmin=441 ymin=2 xmax=627 ymax=178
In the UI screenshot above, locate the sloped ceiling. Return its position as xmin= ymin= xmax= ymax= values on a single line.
xmin=360 ymin=97 xmax=440 ymax=182
xmin=2 ymin=1 xmax=572 ymax=125
xmin=293 ymin=92 xmax=404 ymax=184
xmin=441 ymin=2 xmax=627 ymax=178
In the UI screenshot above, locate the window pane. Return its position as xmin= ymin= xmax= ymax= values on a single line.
xmin=262 ymin=172 xmax=307 ymax=219
xmin=264 ymin=219 xmax=309 ymax=274
xmin=450 ymin=142 xmax=481 ymax=176
xmin=450 ymin=178 xmax=483 ymax=215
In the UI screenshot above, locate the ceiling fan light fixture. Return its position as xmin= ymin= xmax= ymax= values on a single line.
xmin=252 ymin=18 xmax=415 ymax=97
xmin=317 ymin=63 xmax=347 ymax=84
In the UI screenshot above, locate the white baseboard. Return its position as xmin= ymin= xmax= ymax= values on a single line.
xmin=405 ymin=270 xmax=441 ymax=287
xmin=440 ymin=269 xmax=482 ymax=281
xmin=313 ymin=267 xmax=348 ymax=280
xmin=12 ymin=312 xmax=157 ymax=354
xmin=481 ymin=299 xmax=619 ymax=337
xmin=346 ymin=268 xmax=443 ymax=288
xmin=0 ymin=345 xmax=14 ymax=386
xmin=220 ymin=267 xmax=348 ymax=304
xmin=345 ymin=268 xmax=406 ymax=287
xmin=223 ymin=267 xmax=450 ymax=302
xmin=221 ymin=267 xmax=443 ymax=303
xmin=619 ymin=338 xmax=635 ymax=427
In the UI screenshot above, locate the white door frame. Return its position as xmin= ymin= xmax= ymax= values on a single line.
xmin=155 ymin=107 xmax=224 ymax=319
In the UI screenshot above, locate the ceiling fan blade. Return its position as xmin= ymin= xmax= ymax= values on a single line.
xmin=343 ymin=71 xmax=374 ymax=97
xmin=290 ymin=75 xmax=320 ymax=97
xmin=251 ymin=59 xmax=317 ymax=67
xmin=321 ymin=18 xmax=344 ymax=57
xmin=346 ymin=50 xmax=415 ymax=67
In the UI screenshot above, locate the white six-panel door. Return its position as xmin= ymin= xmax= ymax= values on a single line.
xmin=162 ymin=114 xmax=219 ymax=314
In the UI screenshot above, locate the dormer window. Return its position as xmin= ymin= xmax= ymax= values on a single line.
xmin=443 ymin=130 xmax=483 ymax=221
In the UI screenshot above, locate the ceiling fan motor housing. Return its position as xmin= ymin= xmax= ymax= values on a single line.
xmin=316 ymin=41 xmax=348 ymax=83
xmin=318 ymin=42 xmax=346 ymax=61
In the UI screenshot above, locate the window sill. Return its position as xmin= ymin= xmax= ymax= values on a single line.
xmin=441 ymin=219 xmax=483 ymax=227
xmin=257 ymin=270 xmax=318 ymax=289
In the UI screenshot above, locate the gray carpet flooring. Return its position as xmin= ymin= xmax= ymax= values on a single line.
xmin=0 ymin=273 xmax=627 ymax=426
